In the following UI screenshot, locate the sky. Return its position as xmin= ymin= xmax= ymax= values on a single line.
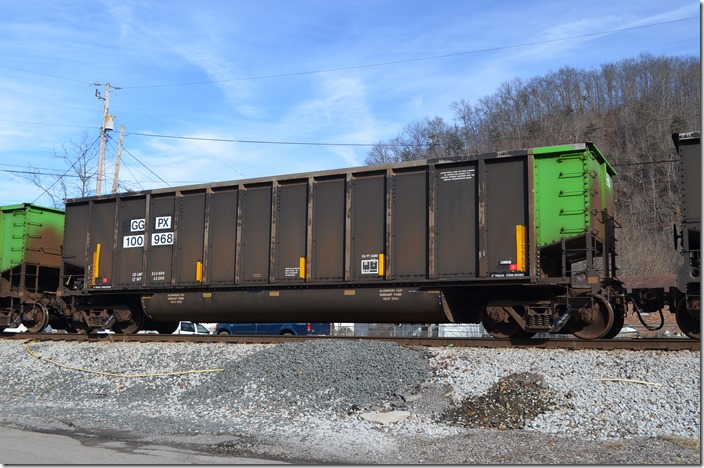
xmin=0 ymin=0 xmax=699 ymax=207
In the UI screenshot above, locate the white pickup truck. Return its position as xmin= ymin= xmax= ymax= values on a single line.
xmin=172 ymin=321 xmax=211 ymax=335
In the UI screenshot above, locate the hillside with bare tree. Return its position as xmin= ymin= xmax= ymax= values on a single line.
xmin=365 ymin=53 xmax=701 ymax=276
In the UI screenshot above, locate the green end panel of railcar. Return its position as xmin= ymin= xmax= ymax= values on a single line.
xmin=0 ymin=204 xmax=65 ymax=271
xmin=532 ymin=143 xmax=616 ymax=247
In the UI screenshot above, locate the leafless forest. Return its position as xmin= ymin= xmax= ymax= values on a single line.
xmin=366 ymin=53 xmax=701 ymax=276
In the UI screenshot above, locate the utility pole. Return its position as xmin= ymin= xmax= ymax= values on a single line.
xmin=112 ymin=124 xmax=125 ymax=194
xmin=94 ymin=82 xmax=119 ymax=196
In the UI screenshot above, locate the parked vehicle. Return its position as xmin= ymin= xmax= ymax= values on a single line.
xmin=1 ymin=324 xmax=27 ymax=333
xmin=172 ymin=321 xmax=211 ymax=335
xmin=615 ymin=326 xmax=641 ymax=339
xmin=215 ymin=322 xmax=331 ymax=336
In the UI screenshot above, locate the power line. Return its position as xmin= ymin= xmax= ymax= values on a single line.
xmin=0 ymin=118 xmax=97 ymax=130
xmin=1 ymin=169 xmax=80 ymax=177
xmin=127 ymin=132 xmax=379 ymax=146
xmin=612 ymin=159 xmax=678 ymax=167
xmin=121 ymin=17 xmax=698 ymax=89
xmin=110 ymin=92 xmax=246 ymax=178
xmin=4 ymin=110 xmax=699 ymax=150
xmin=31 ymin=134 xmax=102 ymax=204
xmin=0 ymin=65 xmax=92 ymax=85
xmin=0 ymin=162 xmax=69 ymax=172
xmin=118 ymin=144 xmax=170 ymax=187
xmin=0 ymin=15 xmax=696 ymax=94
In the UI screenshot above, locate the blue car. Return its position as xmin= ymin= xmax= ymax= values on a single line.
xmin=215 ymin=322 xmax=331 ymax=336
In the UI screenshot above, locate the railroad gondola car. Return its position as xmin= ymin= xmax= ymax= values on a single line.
xmin=56 ymin=142 xmax=622 ymax=339
xmin=1 ymin=138 xmax=698 ymax=339
xmin=673 ymin=132 xmax=701 ymax=339
xmin=0 ymin=204 xmax=64 ymax=332
xmin=627 ymin=132 xmax=700 ymax=339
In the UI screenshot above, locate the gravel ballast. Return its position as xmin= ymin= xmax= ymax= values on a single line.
xmin=0 ymin=338 xmax=700 ymax=464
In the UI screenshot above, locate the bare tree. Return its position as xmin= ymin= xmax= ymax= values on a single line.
xmin=23 ymin=131 xmax=102 ymax=209
xmin=365 ymin=117 xmax=462 ymax=165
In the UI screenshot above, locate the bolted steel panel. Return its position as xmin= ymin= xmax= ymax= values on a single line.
xmin=89 ymin=199 xmax=117 ymax=289
xmin=146 ymin=195 xmax=176 ymax=287
xmin=175 ymin=192 xmax=206 ymax=285
xmin=115 ymin=196 xmax=147 ymax=287
xmin=533 ymin=143 xmax=615 ymax=247
xmin=677 ymin=132 xmax=701 ymax=229
xmin=434 ymin=162 xmax=477 ymax=277
xmin=484 ymin=157 xmax=529 ymax=277
xmin=391 ymin=169 xmax=428 ymax=278
xmin=351 ymin=173 xmax=386 ymax=281
xmin=0 ymin=204 xmax=64 ymax=271
xmin=240 ymin=185 xmax=272 ymax=284
xmin=206 ymin=188 xmax=238 ymax=284
xmin=312 ymin=177 xmax=346 ymax=281
xmin=276 ymin=182 xmax=308 ymax=282
xmin=62 ymin=202 xmax=90 ymax=287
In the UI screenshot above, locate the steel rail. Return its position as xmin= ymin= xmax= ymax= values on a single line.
xmin=2 ymin=332 xmax=700 ymax=351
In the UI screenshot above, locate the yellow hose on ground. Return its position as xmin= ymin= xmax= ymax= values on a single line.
xmin=25 ymin=340 xmax=223 ymax=378
xmin=599 ymin=378 xmax=662 ymax=387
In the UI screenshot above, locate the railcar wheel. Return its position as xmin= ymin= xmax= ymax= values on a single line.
xmin=112 ymin=308 xmax=144 ymax=334
xmin=23 ymin=303 xmax=49 ymax=333
xmin=482 ymin=306 xmax=522 ymax=339
xmin=675 ymin=299 xmax=700 ymax=340
xmin=602 ymin=307 xmax=625 ymax=339
xmin=567 ymin=295 xmax=614 ymax=340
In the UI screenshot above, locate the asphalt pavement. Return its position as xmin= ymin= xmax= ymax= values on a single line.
xmin=0 ymin=426 xmax=285 ymax=465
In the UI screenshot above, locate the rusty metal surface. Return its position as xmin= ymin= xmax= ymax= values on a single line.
xmin=5 ymin=332 xmax=699 ymax=351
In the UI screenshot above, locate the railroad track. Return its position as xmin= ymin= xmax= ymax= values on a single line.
xmin=2 ymin=332 xmax=699 ymax=351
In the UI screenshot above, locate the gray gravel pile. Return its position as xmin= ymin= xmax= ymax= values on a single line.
xmin=182 ymin=339 xmax=431 ymax=415
xmin=0 ymin=338 xmax=699 ymax=464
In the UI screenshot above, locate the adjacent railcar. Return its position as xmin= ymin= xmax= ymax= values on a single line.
xmin=59 ymin=142 xmax=621 ymax=338
xmin=673 ymin=132 xmax=701 ymax=339
xmin=0 ymin=204 xmax=64 ymax=332
xmin=625 ymin=132 xmax=700 ymax=339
